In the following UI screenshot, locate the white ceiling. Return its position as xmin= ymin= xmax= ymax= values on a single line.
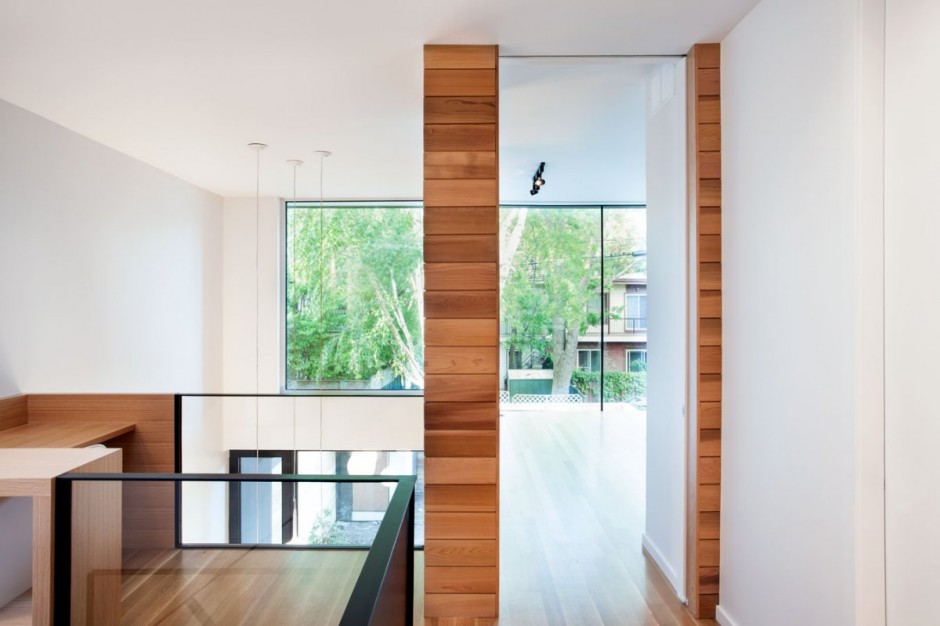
xmin=0 ymin=0 xmax=758 ymax=199
xmin=500 ymin=57 xmax=657 ymax=205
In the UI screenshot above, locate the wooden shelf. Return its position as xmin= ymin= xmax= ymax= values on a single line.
xmin=0 ymin=421 xmax=135 ymax=448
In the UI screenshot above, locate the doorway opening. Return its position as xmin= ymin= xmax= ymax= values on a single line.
xmin=498 ymin=55 xmax=690 ymax=620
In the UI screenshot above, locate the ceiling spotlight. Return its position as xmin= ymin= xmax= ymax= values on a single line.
xmin=530 ymin=161 xmax=546 ymax=196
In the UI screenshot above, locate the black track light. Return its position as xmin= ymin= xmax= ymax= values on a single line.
xmin=530 ymin=162 xmax=546 ymax=196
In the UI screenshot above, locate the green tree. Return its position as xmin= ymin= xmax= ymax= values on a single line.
xmin=286 ymin=206 xmax=423 ymax=389
xmin=501 ymin=208 xmax=643 ymax=394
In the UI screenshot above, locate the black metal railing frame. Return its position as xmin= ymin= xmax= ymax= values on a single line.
xmin=53 ymin=473 xmax=416 ymax=626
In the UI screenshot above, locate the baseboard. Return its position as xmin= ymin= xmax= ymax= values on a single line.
xmin=641 ymin=534 xmax=687 ymax=604
xmin=715 ymin=605 xmax=739 ymax=626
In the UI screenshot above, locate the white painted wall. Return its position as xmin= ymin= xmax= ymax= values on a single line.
xmin=720 ymin=0 xmax=863 ymax=623
xmin=643 ymin=59 xmax=688 ymax=601
xmin=0 ymin=98 xmax=224 ymax=606
xmin=884 ymin=0 xmax=940 ymax=622
xmin=0 ymin=99 xmax=223 ymax=396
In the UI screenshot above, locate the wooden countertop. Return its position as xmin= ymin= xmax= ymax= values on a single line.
xmin=0 ymin=421 xmax=134 ymax=448
xmin=0 ymin=447 xmax=121 ymax=496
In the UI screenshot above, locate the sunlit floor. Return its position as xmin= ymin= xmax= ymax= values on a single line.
xmin=490 ymin=406 xmax=712 ymax=625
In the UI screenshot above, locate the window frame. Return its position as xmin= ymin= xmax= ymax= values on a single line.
xmin=281 ymin=200 xmax=424 ymax=396
xmin=624 ymin=292 xmax=648 ymax=332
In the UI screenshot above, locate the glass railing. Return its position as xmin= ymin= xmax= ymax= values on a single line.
xmin=52 ymin=473 xmax=415 ymax=626
xmin=174 ymin=394 xmax=425 ymax=548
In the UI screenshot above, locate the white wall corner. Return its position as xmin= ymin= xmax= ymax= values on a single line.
xmin=642 ymin=534 xmax=687 ymax=604
xmin=716 ymin=605 xmax=741 ymax=626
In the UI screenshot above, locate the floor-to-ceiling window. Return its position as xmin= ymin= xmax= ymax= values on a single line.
xmin=498 ymin=205 xmax=647 ymax=411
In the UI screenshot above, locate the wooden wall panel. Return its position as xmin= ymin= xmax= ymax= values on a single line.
xmin=0 ymin=394 xmax=27 ymax=431
xmin=424 ymin=44 xmax=500 ymax=621
xmin=27 ymin=394 xmax=175 ymax=548
xmin=687 ymin=42 xmax=723 ymax=620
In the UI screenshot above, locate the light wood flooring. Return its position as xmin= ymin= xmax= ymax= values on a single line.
xmin=118 ymin=548 xmax=365 ymax=625
xmin=418 ymin=407 xmax=717 ymax=626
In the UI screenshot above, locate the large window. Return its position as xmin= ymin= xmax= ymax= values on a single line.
xmin=285 ymin=202 xmax=423 ymax=391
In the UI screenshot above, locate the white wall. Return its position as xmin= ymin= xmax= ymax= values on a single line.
xmin=720 ymin=0 xmax=863 ymax=623
xmin=643 ymin=59 xmax=688 ymax=601
xmin=0 ymin=99 xmax=223 ymax=395
xmin=0 ymin=98 xmax=224 ymax=606
xmin=884 ymin=0 xmax=940 ymax=622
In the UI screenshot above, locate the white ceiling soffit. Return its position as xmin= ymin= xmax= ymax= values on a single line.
xmin=0 ymin=0 xmax=758 ymax=198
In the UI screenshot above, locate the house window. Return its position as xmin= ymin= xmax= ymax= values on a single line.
xmin=285 ymin=202 xmax=423 ymax=391
xmin=626 ymin=349 xmax=648 ymax=372
xmin=578 ymin=349 xmax=601 ymax=372
xmin=625 ymin=294 xmax=648 ymax=331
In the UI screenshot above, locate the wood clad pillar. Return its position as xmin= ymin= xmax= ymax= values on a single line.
xmin=423 ymin=44 xmax=500 ymax=621
xmin=687 ymin=43 xmax=722 ymax=619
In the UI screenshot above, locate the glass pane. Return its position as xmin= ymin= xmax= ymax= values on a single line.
xmin=286 ymin=203 xmax=424 ymax=391
xmin=602 ymin=207 xmax=647 ymax=407
xmin=500 ymin=206 xmax=602 ymax=408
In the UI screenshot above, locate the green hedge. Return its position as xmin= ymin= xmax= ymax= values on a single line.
xmin=571 ymin=370 xmax=647 ymax=402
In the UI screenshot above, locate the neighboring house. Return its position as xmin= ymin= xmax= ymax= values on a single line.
xmin=501 ymin=272 xmax=647 ymax=397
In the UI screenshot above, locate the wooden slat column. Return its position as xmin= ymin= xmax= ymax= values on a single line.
xmin=423 ymin=44 xmax=500 ymax=621
xmin=687 ymin=43 xmax=722 ymax=619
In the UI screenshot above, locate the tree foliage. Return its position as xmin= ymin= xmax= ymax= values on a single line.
xmin=500 ymin=207 xmax=644 ymax=393
xmin=286 ymin=206 xmax=423 ymax=389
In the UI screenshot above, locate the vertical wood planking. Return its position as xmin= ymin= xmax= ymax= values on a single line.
xmin=424 ymin=44 xmax=499 ymax=621
xmin=687 ymin=42 xmax=723 ymax=620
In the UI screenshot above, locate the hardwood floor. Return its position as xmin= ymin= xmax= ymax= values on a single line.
xmin=118 ymin=548 xmax=365 ymax=625
xmin=419 ymin=407 xmax=716 ymax=626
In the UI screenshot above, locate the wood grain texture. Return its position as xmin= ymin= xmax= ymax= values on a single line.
xmin=426 ymin=319 xmax=499 ymax=347
xmin=425 ymin=431 xmax=498 ymax=457
xmin=0 ymin=422 xmax=134 ymax=448
xmin=697 ymin=124 xmax=721 ymax=152
xmin=425 ymin=207 xmax=497 ymax=235
xmin=424 ymin=540 xmax=497 ymax=567
xmin=425 ymin=235 xmax=498 ymax=263
xmin=699 ymin=346 xmax=722 ymax=375
xmin=0 ymin=395 xmax=27 ymax=431
xmin=424 ymin=44 xmax=500 ymax=620
xmin=425 ymin=180 xmax=498 ymax=207
xmin=426 ymin=568 xmax=497 ymax=594
xmin=424 ymin=594 xmax=497 ymax=619
xmin=425 ymin=152 xmax=497 ymax=179
xmin=26 ymin=394 xmax=175 ymax=548
xmin=425 ymin=403 xmax=498 ymax=430
xmin=699 ymin=290 xmax=722 ymax=318
xmin=425 ymin=375 xmax=498 ymax=403
xmin=426 ymin=70 xmax=497 ymax=97
xmin=688 ymin=42 xmax=723 ymax=620
xmin=426 ymin=125 xmax=497 ymax=152
xmin=699 ymin=402 xmax=722 ymax=429
xmin=118 ymin=549 xmax=365 ymax=626
xmin=425 ymin=46 xmax=497 ymax=70
xmin=425 ymin=97 xmax=497 ymax=125
xmin=424 ymin=458 xmax=497 ymax=485
xmin=425 ymin=484 xmax=498 ymax=511
xmin=697 ymin=97 xmax=721 ymax=125
xmin=699 ymin=206 xmax=721 ymax=235
xmin=425 ymin=291 xmax=498 ymax=319
xmin=426 ymin=513 xmax=498 ymax=540
xmin=426 ymin=264 xmax=499 ymax=292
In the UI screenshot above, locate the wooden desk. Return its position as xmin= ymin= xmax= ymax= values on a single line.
xmin=0 ymin=422 xmax=135 ymax=448
xmin=0 ymin=448 xmax=122 ymax=626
